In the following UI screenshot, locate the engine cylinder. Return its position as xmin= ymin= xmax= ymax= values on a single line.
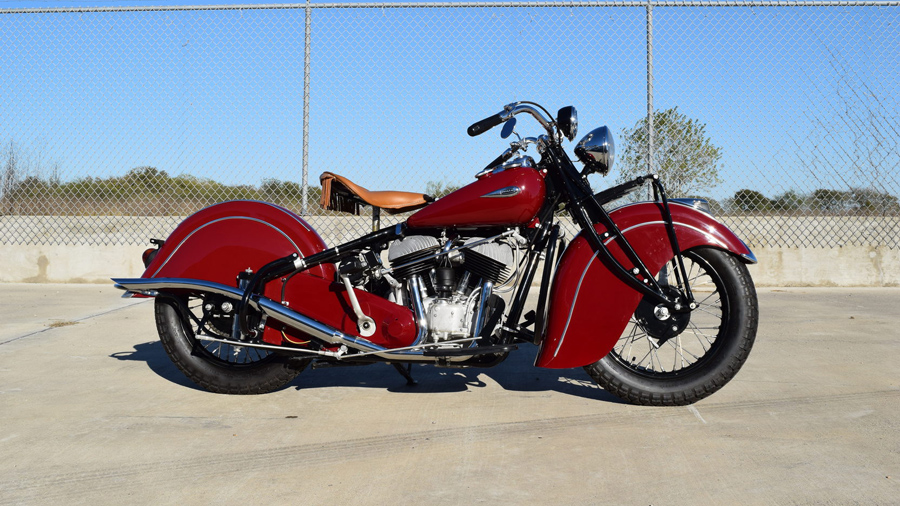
xmin=388 ymin=236 xmax=441 ymax=279
xmin=463 ymin=238 xmax=513 ymax=284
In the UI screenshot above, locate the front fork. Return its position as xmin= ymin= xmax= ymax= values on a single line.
xmin=548 ymin=148 xmax=695 ymax=314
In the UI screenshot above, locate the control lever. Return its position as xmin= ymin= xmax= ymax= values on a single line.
xmin=340 ymin=275 xmax=377 ymax=337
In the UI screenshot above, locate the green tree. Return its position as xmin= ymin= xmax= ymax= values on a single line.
xmin=849 ymin=187 xmax=899 ymax=214
xmin=260 ymin=178 xmax=321 ymax=211
xmin=813 ymin=189 xmax=848 ymax=213
xmin=772 ymin=190 xmax=803 ymax=212
xmin=425 ymin=181 xmax=461 ymax=199
xmin=732 ymin=189 xmax=772 ymax=213
xmin=617 ymin=107 xmax=723 ymax=197
xmin=1 ymin=141 xmax=18 ymax=213
xmin=124 ymin=166 xmax=171 ymax=195
xmin=261 ymin=178 xmax=303 ymax=201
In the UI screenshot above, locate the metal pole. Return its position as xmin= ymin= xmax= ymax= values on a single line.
xmin=646 ymin=0 xmax=654 ymax=180
xmin=301 ymin=0 xmax=312 ymax=215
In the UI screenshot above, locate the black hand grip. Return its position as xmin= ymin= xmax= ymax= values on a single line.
xmin=467 ymin=113 xmax=504 ymax=137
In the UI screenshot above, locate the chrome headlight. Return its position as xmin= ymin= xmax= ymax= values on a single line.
xmin=556 ymin=106 xmax=578 ymax=141
xmin=575 ymin=126 xmax=615 ymax=176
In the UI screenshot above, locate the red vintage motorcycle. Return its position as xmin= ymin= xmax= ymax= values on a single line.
xmin=114 ymin=102 xmax=758 ymax=405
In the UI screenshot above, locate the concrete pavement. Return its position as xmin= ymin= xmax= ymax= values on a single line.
xmin=0 ymin=285 xmax=898 ymax=504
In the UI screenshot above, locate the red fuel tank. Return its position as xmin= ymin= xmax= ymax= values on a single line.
xmin=407 ymin=168 xmax=546 ymax=228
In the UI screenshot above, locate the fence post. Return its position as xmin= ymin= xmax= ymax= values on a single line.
xmin=301 ymin=0 xmax=312 ymax=215
xmin=646 ymin=0 xmax=654 ymax=179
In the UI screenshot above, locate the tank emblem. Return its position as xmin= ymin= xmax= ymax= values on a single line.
xmin=481 ymin=186 xmax=521 ymax=198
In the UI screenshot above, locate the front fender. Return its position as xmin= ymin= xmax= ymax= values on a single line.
xmin=535 ymin=201 xmax=754 ymax=369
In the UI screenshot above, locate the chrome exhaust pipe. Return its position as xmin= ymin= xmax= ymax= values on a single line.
xmin=113 ymin=277 xmax=475 ymax=362
xmin=112 ymin=277 xmax=390 ymax=355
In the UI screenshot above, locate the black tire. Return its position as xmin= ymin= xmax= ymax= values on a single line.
xmin=155 ymin=294 xmax=305 ymax=394
xmin=584 ymin=247 xmax=758 ymax=406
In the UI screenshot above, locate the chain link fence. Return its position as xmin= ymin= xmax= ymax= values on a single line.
xmin=1 ymin=1 xmax=898 ymax=248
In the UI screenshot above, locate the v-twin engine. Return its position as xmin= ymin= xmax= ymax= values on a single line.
xmin=387 ymin=235 xmax=513 ymax=343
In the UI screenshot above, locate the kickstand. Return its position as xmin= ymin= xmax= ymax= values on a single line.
xmin=392 ymin=363 xmax=417 ymax=386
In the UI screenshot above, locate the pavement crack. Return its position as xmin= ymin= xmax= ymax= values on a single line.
xmin=0 ymin=299 xmax=149 ymax=346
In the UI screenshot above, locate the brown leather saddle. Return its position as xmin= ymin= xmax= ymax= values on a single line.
xmin=319 ymin=172 xmax=434 ymax=215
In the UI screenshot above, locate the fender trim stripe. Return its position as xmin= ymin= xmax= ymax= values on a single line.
xmin=553 ymin=250 xmax=599 ymax=358
xmin=552 ymin=220 xmax=729 ymax=360
xmin=152 ymin=216 xmax=302 ymax=277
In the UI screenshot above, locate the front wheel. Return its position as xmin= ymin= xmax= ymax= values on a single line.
xmin=155 ymin=294 xmax=306 ymax=394
xmin=584 ymin=247 xmax=758 ymax=406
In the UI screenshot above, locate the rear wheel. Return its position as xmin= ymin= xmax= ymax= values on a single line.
xmin=155 ymin=294 xmax=305 ymax=394
xmin=584 ymin=247 xmax=758 ymax=406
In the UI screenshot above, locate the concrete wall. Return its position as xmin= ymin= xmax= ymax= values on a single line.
xmin=750 ymin=245 xmax=898 ymax=286
xmin=1 ymin=215 xmax=898 ymax=286
xmin=0 ymin=244 xmax=148 ymax=284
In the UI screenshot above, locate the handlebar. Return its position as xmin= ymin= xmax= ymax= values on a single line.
xmin=467 ymin=113 xmax=506 ymax=137
xmin=469 ymin=102 xmax=558 ymax=179
xmin=467 ymin=102 xmax=555 ymax=138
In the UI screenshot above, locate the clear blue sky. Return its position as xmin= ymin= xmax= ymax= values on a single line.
xmin=1 ymin=1 xmax=897 ymax=202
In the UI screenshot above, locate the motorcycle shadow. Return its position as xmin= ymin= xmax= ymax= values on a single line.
xmin=109 ymin=341 xmax=201 ymax=391
xmin=297 ymin=350 xmax=624 ymax=403
xmin=110 ymin=341 xmax=622 ymax=403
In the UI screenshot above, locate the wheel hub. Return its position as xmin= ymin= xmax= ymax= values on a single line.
xmin=653 ymin=305 xmax=671 ymax=321
xmin=202 ymin=295 xmax=237 ymax=337
xmin=634 ymin=286 xmax=691 ymax=345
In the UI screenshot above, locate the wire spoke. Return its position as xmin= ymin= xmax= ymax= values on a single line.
xmin=685 ymin=261 xmax=697 ymax=289
xmin=697 ymin=290 xmax=720 ymax=306
xmin=635 ymin=348 xmax=653 ymax=368
xmin=666 ymin=337 xmax=701 ymax=362
xmin=183 ymin=295 xmax=272 ymax=365
xmin=687 ymin=272 xmax=708 ymax=286
xmin=624 ymin=324 xmax=641 ymax=359
xmin=611 ymin=250 xmax=731 ymax=377
xmin=650 ymin=346 xmax=663 ymax=372
xmin=689 ymin=322 xmax=717 ymax=345
xmin=672 ymin=339 xmax=679 ymax=370
xmin=695 ymin=300 xmax=722 ymax=313
xmin=693 ymin=305 xmax=723 ymax=319
xmin=688 ymin=322 xmax=714 ymax=350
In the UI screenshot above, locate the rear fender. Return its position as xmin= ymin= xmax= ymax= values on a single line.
xmin=535 ymin=201 xmax=755 ymax=369
xmin=144 ymin=200 xmax=333 ymax=283
xmin=141 ymin=201 xmax=418 ymax=349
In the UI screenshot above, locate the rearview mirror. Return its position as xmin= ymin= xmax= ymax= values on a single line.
xmin=500 ymin=117 xmax=517 ymax=139
xmin=557 ymin=106 xmax=578 ymax=141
